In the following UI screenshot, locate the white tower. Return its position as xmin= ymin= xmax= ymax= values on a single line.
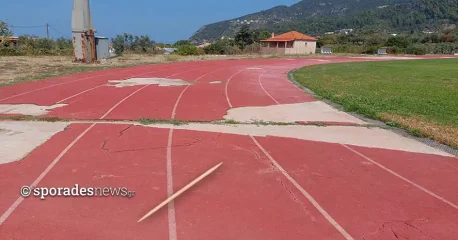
xmin=72 ymin=0 xmax=96 ymax=63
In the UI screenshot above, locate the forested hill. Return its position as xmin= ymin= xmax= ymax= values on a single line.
xmin=189 ymin=0 xmax=458 ymax=43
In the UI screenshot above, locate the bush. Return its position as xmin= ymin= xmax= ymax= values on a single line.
xmin=175 ymin=45 xmax=204 ymax=56
xmin=0 ymin=47 xmax=19 ymax=56
xmin=405 ymin=44 xmax=428 ymax=55
xmin=243 ymin=43 xmax=261 ymax=54
xmin=432 ymin=43 xmax=458 ymax=54
xmin=204 ymin=42 xmax=227 ymax=55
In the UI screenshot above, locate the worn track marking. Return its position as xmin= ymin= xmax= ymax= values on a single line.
xmin=56 ymin=64 xmax=198 ymax=105
xmin=250 ymin=136 xmax=354 ymax=240
xmin=258 ymin=71 xmax=280 ymax=105
xmin=166 ymin=66 xmax=228 ymax=240
xmin=0 ymin=65 xmax=210 ymax=226
xmin=224 ymin=69 xmax=245 ymax=108
xmin=99 ymin=66 xmax=211 ymax=120
xmin=56 ymin=84 xmax=106 ymax=103
xmin=0 ymin=123 xmax=96 ymax=226
xmin=0 ymin=64 xmax=175 ymax=103
xmin=342 ymin=144 xmax=458 ymax=210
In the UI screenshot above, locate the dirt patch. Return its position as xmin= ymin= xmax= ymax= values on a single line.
xmin=224 ymin=102 xmax=366 ymax=125
xmin=144 ymin=123 xmax=451 ymax=156
xmin=0 ymin=121 xmax=70 ymax=164
xmin=381 ymin=113 xmax=458 ymax=148
xmin=108 ymin=78 xmax=193 ymax=87
xmin=0 ymin=104 xmax=67 ymax=116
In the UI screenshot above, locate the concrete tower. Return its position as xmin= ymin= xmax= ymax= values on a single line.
xmin=72 ymin=0 xmax=96 ymax=63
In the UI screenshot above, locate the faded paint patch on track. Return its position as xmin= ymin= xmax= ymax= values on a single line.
xmin=108 ymin=78 xmax=193 ymax=88
xmin=224 ymin=102 xmax=366 ymax=124
xmin=0 ymin=121 xmax=70 ymax=164
xmin=0 ymin=104 xmax=66 ymax=116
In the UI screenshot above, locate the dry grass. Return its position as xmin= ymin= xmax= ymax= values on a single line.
xmin=380 ymin=113 xmax=458 ymax=148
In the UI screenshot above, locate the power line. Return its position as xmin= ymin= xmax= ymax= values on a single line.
xmin=10 ymin=25 xmax=46 ymax=28
xmin=48 ymin=24 xmax=70 ymax=38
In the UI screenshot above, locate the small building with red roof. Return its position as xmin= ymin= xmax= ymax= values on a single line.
xmin=260 ymin=31 xmax=317 ymax=55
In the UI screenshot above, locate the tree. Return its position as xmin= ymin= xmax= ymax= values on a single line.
xmin=0 ymin=20 xmax=13 ymax=46
xmin=175 ymin=45 xmax=204 ymax=56
xmin=252 ymin=30 xmax=271 ymax=42
xmin=0 ymin=21 xmax=12 ymax=36
xmin=234 ymin=26 xmax=254 ymax=50
xmin=203 ymin=41 xmax=227 ymax=54
xmin=132 ymin=35 xmax=155 ymax=53
xmin=173 ymin=40 xmax=191 ymax=47
xmin=112 ymin=35 xmax=125 ymax=55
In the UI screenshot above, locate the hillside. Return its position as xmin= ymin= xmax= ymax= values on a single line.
xmin=189 ymin=0 xmax=458 ymax=43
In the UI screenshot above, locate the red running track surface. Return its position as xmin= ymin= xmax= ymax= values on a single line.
xmin=1 ymin=56 xmax=457 ymax=240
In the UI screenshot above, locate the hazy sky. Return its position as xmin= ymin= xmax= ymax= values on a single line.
xmin=1 ymin=0 xmax=300 ymax=43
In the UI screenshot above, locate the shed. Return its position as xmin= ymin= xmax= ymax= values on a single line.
xmin=163 ymin=48 xmax=178 ymax=54
xmin=95 ymin=36 xmax=110 ymax=60
xmin=321 ymin=45 xmax=333 ymax=54
xmin=260 ymin=31 xmax=317 ymax=55
xmin=378 ymin=47 xmax=388 ymax=55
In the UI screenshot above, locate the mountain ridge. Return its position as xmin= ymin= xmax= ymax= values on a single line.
xmin=189 ymin=0 xmax=458 ymax=43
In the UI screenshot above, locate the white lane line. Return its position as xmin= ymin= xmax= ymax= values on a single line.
xmin=251 ymin=136 xmax=354 ymax=240
xmin=166 ymin=67 xmax=226 ymax=240
xmin=55 ymin=65 xmax=189 ymax=105
xmin=0 ymin=65 xmax=210 ymax=226
xmin=99 ymin=66 xmax=209 ymax=120
xmin=0 ymin=123 xmax=97 ymax=226
xmin=0 ymin=75 xmax=105 ymax=102
xmin=342 ymin=144 xmax=458 ymax=210
xmin=166 ymin=127 xmax=178 ymax=240
xmin=224 ymin=69 xmax=245 ymax=108
xmin=0 ymin=64 xmax=181 ymax=103
xmin=99 ymin=85 xmax=150 ymax=120
xmin=258 ymin=71 xmax=280 ymax=105
xmin=171 ymin=68 xmax=224 ymax=119
xmin=56 ymin=84 xmax=106 ymax=104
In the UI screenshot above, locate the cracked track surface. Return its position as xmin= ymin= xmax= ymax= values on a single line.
xmin=0 ymin=56 xmax=457 ymax=240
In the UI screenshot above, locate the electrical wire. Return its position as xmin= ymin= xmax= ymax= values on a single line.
xmin=48 ymin=24 xmax=70 ymax=38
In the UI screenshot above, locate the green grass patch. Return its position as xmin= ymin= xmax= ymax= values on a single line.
xmin=293 ymin=59 xmax=458 ymax=147
xmin=138 ymin=118 xmax=184 ymax=126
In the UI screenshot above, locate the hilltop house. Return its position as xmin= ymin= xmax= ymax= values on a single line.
xmin=260 ymin=31 xmax=317 ymax=55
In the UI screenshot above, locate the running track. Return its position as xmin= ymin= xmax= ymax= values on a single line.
xmin=0 ymin=56 xmax=457 ymax=240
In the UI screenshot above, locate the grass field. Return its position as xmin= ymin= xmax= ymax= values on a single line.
xmin=294 ymin=59 xmax=458 ymax=148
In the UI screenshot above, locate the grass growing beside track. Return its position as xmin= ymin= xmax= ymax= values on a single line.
xmin=294 ymin=59 xmax=458 ymax=148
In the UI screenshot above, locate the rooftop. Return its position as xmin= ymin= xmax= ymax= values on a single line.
xmin=261 ymin=31 xmax=318 ymax=42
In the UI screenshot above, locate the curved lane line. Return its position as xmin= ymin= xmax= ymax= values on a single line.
xmin=166 ymin=66 xmax=229 ymax=240
xmin=258 ymin=71 xmax=280 ymax=105
xmin=251 ymin=136 xmax=355 ymax=240
xmin=342 ymin=144 xmax=458 ymax=210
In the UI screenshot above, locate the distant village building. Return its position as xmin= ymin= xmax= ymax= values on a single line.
xmin=197 ymin=42 xmax=211 ymax=49
xmin=0 ymin=36 xmax=19 ymax=46
xmin=260 ymin=31 xmax=317 ymax=55
xmin=337 ymin=29 xmax=354 ymax=35
xmin=377 ymin=47 xmax=388 ymax=55
xmin=321 ymin=45 xmax=333 ymax=54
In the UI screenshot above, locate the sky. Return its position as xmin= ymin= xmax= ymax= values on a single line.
xmin=1 ymin=0 xmax=300 ymax=43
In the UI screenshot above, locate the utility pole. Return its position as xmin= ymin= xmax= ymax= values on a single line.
xmin=46 ymin=23 xmax=49 ymax=39
xmin=72 ymin=0 xmax=96 ymax=63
